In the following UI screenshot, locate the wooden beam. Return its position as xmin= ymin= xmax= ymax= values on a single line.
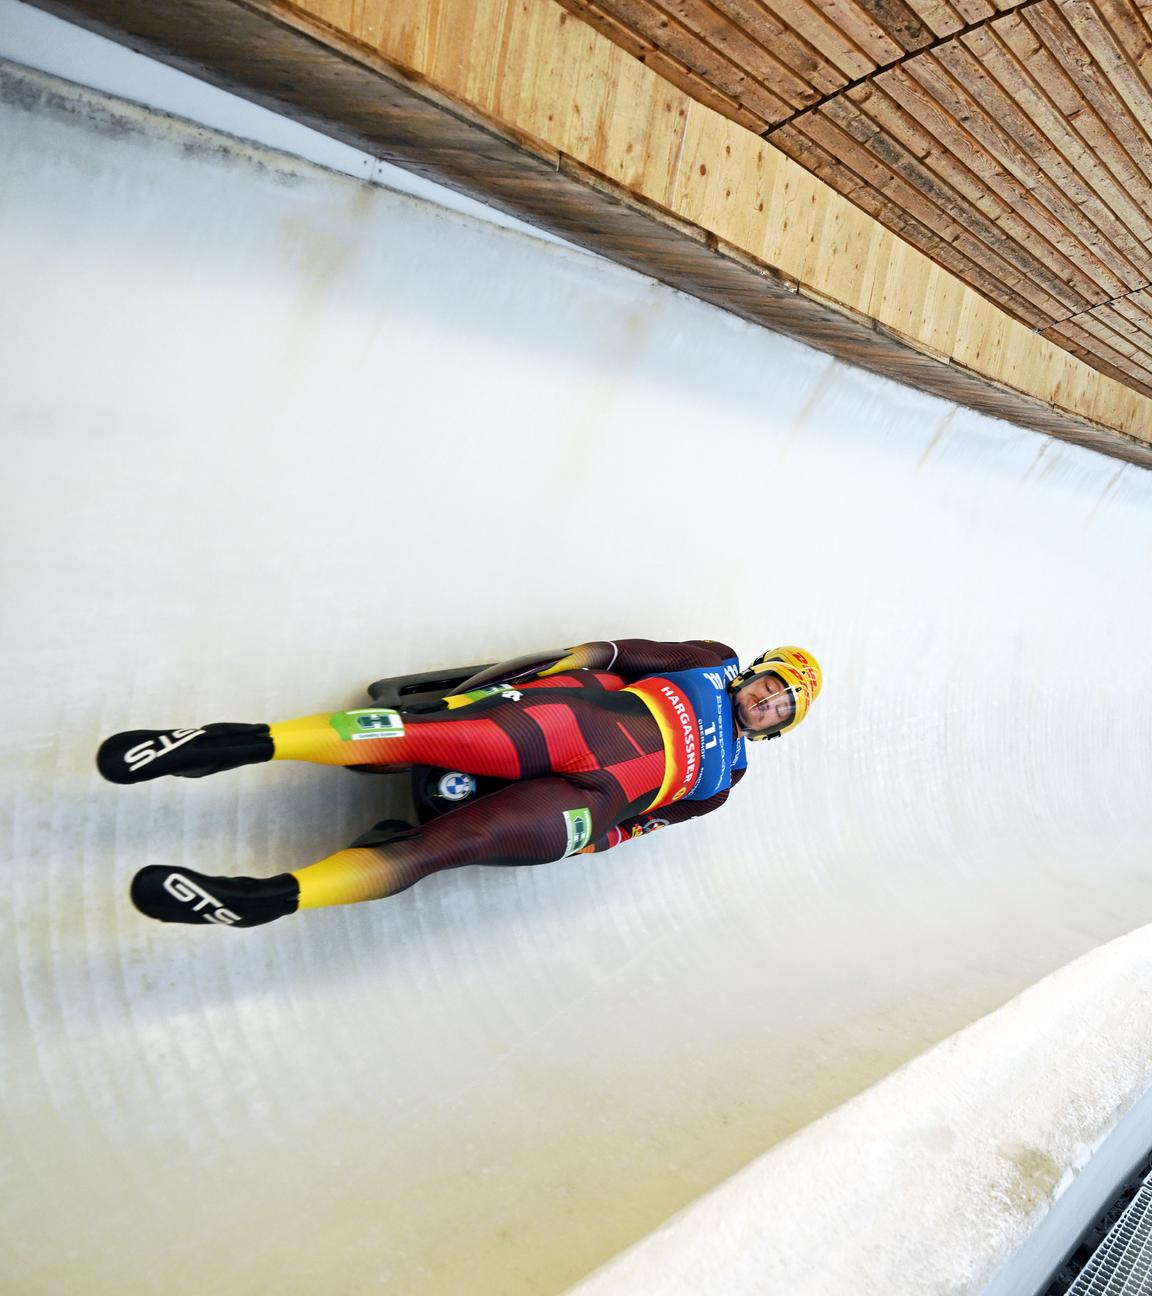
xmin=24 ymin=0 xmax=1152 ymax=466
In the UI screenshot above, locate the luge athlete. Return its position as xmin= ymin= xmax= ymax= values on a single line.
xmin=96 ymin=640 xmax=822 ymax=929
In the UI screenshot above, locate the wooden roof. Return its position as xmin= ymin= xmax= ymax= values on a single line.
xmin=558 ymin=0 xmax=1152 ymax=398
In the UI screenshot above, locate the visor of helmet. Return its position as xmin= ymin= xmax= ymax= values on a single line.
xmin=733 ymin=670 xmax=797 ymax=739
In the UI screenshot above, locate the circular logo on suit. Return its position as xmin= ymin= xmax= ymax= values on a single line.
xmin=437 ymin=771 xmax=476 ymax=801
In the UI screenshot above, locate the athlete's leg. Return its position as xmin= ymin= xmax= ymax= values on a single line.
xmin=129 ymin=775 xmax=629 ymax=925
xmin=293 ymin=776 xmax=622 ymax=908
xmin=98 ymin=684 xmax=655 ymax=785
xmin=268 ymin=706 xmax=524 ymax=774
xmin=270 ymin=672 xmax=633 ymax=771
xmin=98 ymin=705 xmax=551 ymax=784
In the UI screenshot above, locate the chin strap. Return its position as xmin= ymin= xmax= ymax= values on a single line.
xmin=741 ymin=726 xmax=781 ymax=743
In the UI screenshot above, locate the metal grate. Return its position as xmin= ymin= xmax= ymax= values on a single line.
xmin=1067 ymin=1176 xmax=1152 ymax=1295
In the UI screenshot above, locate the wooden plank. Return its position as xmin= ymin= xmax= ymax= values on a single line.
xmin=652 ymin=0 xmax=849 ymax=97
xmin=999 ymin=7 xmax=1152 ymax=226
xmin=842 ymin=81 xmax=1111 ymax=310
xmin=929 ymin=38 xmax=1152 ymax=256
xmin=811 ymin=190 xmax=897 ymax=322
xmin=305 ymin=0 xmax=355 ymax=28
xmin=946 ymin=0 xmax=997 ymax=22
xmin=563 ymin=0 xmax=794 ymax=120
xmin=1058 ymin=0 xmax=1152 ymax=147
xmin=668 ymin=0 xmax=850 ymax=95
xmin=668 ymin=98 xmax=755 ymax=226
xmin=1084 ymin=303 xmax=1152 ymax=368
xmin=758 ymin=122 xmax=894 ymax=317
xmin=634 ymin=47 xmax=770 ymax=131
xmin=1075 ymin=312 xmax=1152 ymax=369
xmin=876 ymin=61 xmax=1145 ymax=295
xmin=795 ymin=103 xmax=1074 ymax=321
xmin=637 ymin=46 xmax=772 ymax=130
xmin=1098 ymin=303 xmax=1152 ymax=360
xmin=906 ymin=0 xmax=973 ymax=34
xmin=772 ymin=119 xmax=960 ymax=257
xmin=1044 ymin=320 xmax=1152 ymax=397
xmin=860 ymin=0 xmax=951 ymax=44
xmin=870 ymin=69 xmax=1132 ymax=301
xmin=955 ymin=25 xmax=1152 ymax=244
xmin=345 ymin=0 xmax=423 ymax=68
xmin=787 ymin=0 xmax=907 ymax=63
xmin=551 ymin=0 xmax=659 ymax=60
xmin=774 ymin=115 xmax=1076 ymax=328
xmin=1041 ymin=324 xmax=1150 ymax=393
xmin=1109 ymin=294 xmax=1152 ymax=356
xmin=733 ymin=0 xmax=879 ymax=81
xmin=902 ymin=52 xmax=1151 ymax=273
xmin=868 ymin=229 xmax=945 ymax=352
xmin=555 ymin=0 xmax=770 ymax=134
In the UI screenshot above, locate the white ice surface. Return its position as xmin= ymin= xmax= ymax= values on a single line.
xmin=2 ymin=29 xmax=1152 ymax=1296
xmin=569 ymin=925 xmax=1152 ymax=1295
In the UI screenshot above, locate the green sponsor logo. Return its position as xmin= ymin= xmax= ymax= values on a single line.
xmin=455 ymin=684 xmax=523 ymax=706
xmin=562 ymin=807 xmax=593 ymax=856
xmin=461 ymin=684 xmax=509 ymax=703
xmin=329 ymin=709 xmax=405 ymax=742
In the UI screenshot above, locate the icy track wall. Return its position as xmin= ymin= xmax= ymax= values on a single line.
xmin=3 ymin=35 xmax=1152 ymax=1296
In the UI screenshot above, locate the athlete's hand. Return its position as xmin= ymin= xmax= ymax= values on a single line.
xmin=536 ymin=642 xmax=617 ymax=677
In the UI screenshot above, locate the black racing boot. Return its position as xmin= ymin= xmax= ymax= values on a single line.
xmin=131 ymin=865 xmax=299 ymax=927
xmin=97 ymin=723 xmax=273 ymax=784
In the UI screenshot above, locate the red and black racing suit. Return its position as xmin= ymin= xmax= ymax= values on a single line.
xmin=272 ymin=639 xmax=746 ymax=908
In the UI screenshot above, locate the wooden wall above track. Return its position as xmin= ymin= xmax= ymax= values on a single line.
xmin=27 ymin=0 xmax=1152 ymax=466
xmin=559 ymin=0 xmax=1152 ymax=401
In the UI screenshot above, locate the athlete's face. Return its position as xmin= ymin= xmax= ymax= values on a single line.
xmin=734 ymin=672 xmax=795 ymax=736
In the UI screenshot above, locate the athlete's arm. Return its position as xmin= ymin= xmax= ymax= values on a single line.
xmin=580 ymin=767 xmax=746 ymax=854
xmin=450 ymin=649 xmax=573 ymax=694
xmin=456 ymin=639 xmax=736 ymax=693
xmin=609 ymin=638 xmax=738 ymax=678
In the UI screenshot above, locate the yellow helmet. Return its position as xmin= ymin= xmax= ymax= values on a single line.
xmin=729 ymin=646 xmax=823 ymax=741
